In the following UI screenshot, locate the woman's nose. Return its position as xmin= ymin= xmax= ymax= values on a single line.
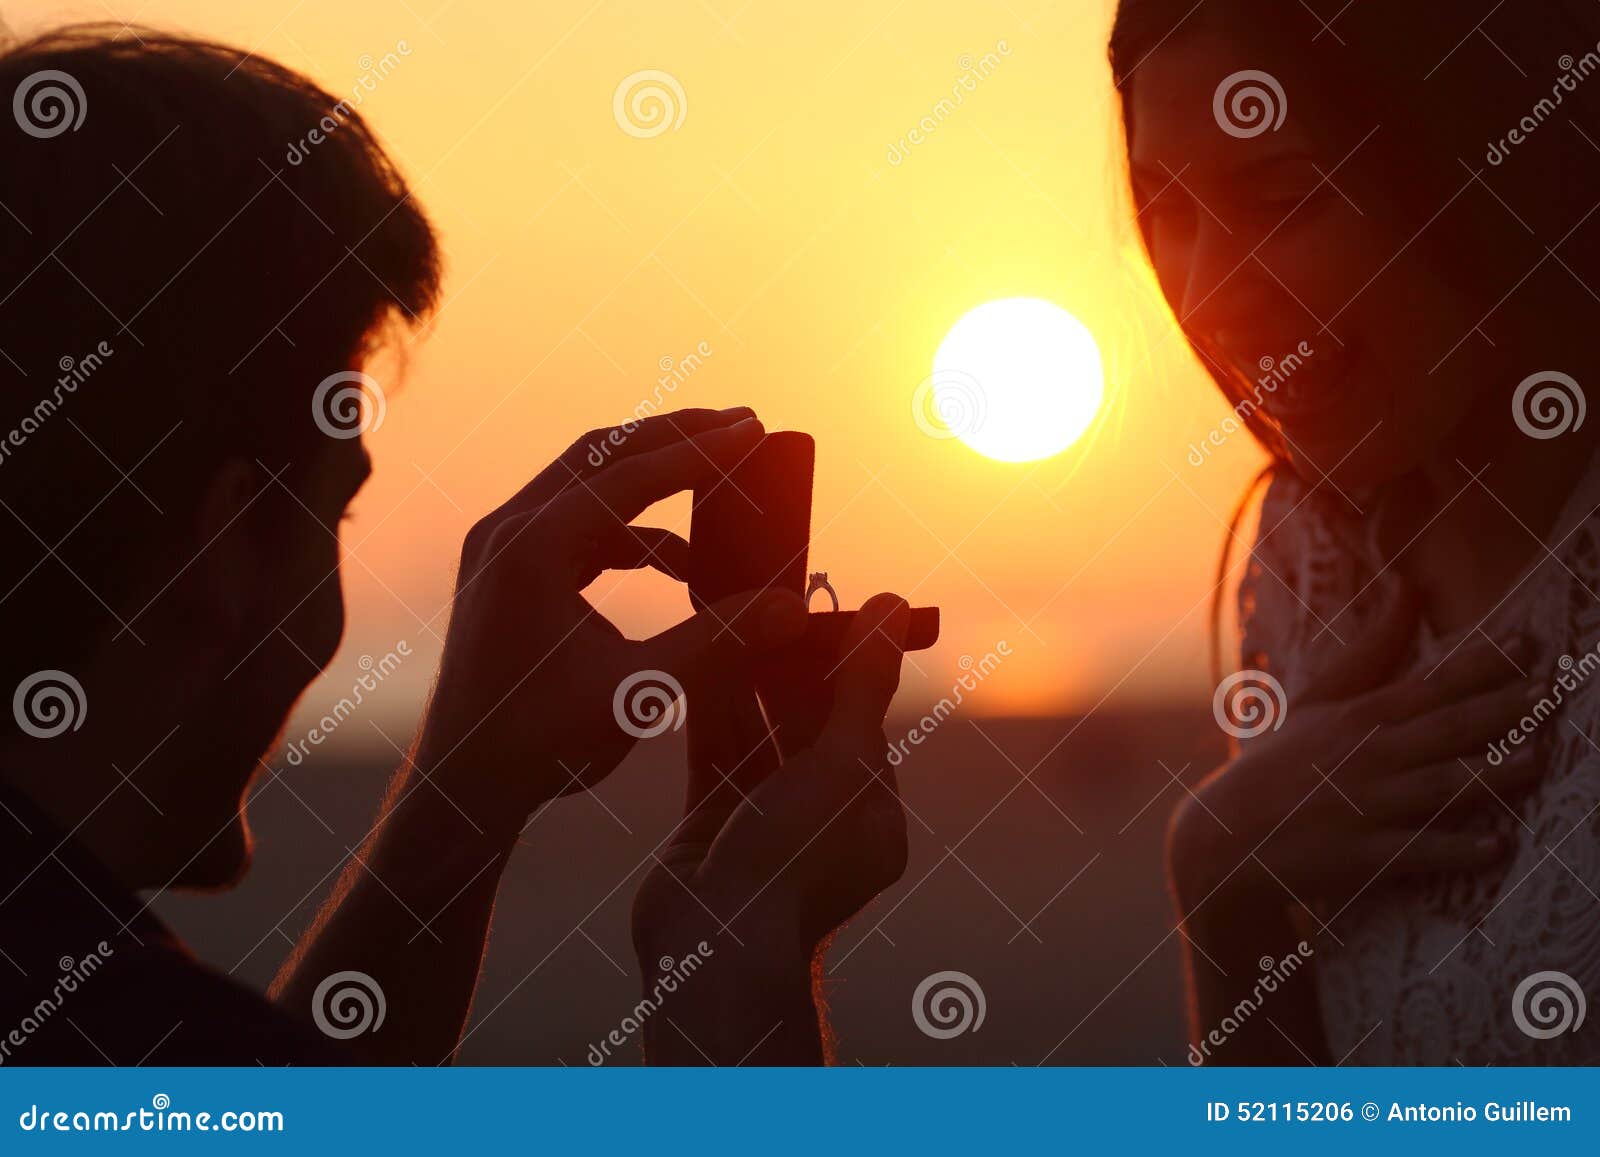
xmin=1181 ymin=220 xmax=1283 ymax=343
xmin=1179 ymin=219 xmax=1242 ymax=325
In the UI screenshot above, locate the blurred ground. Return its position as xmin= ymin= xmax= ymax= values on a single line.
xmin=155 ymin=706 xmax=1224 ymax=1065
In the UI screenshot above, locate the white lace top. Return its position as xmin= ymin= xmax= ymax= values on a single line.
xmin=1237 ymin=459 xmax=1600 ymax=1064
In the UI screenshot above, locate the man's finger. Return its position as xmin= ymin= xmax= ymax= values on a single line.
xmin=547 ymin=417 xmax=765 ymax=536
xmin=637 ymin=588 xmax=808 ymax=689
xmin=497 ymin=407 xmax=756 ymax=519
xmin=678 ymin=670 xmax=780 ymax=847
xmin=821 ymin=593 xmax=909 ymax=749
xmin=567 ymin=407 xmax=754 ymax=477
xmin=587 ymin=526 xmax=689 ymax=583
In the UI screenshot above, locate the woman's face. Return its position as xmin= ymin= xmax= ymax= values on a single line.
xmin=1128 ymin=31 xmax=1498 ymax=492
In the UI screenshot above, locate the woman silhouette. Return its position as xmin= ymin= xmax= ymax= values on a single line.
xmin=1114 ymin=0 xmax=1600 ymax=1063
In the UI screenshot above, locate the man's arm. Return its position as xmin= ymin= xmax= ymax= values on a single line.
xmin=269 ymin=749 xmax=527 ymax=1064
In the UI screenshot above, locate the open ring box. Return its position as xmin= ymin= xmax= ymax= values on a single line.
xmin=687 ymin=431 xmax=940 ymax=751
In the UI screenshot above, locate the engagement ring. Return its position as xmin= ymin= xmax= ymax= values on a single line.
xmin=805 ymin=571 xmax=839 ymax=612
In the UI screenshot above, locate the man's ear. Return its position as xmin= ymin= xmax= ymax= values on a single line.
xmin=190 ymin=457 xmax=275 ymax=638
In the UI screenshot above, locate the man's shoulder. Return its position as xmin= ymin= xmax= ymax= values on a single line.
xmin=0 ymin=791 xmax=348 ymax=1067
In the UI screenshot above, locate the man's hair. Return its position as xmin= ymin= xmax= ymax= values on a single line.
xmin=0 ymin=25 xmax=439 ymax=690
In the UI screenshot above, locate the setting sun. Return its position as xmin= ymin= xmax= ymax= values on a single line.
xmin=925 ymin=297 xmax=1105 ymax=463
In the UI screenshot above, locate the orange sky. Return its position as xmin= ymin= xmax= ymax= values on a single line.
xmin=13 ymin=0 xmax=1266 ymax=754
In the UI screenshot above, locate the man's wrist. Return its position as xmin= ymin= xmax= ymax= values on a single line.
xmin=377 ymin=751 xmax=529 ymax=883
xmin=634 ymin=921 xmax=815 ymax=994
xmin=409 ymin=733 xmax=555 ymax=845
xmin=638 ymin=943 xmax=821 ymax=1064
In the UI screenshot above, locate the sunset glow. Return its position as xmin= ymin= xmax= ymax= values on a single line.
xmin=11 ymin=0 xmax=1267 ymax=731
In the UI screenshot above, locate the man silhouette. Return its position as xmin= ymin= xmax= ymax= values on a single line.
xmin=0 ymin=26 xmax=911 ymax=1065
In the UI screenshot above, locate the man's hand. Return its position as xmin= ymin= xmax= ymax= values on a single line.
xmin=414 ymin=407 xmax=808 ymax=836
xmin=630 ymin=594 xmax=912 ymax=1065
xmin=275 ymin=407 xmax=811 ymax=1064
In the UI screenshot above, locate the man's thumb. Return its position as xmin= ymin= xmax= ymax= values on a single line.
xmin=639 ymin=588 xmax=807 ymax=686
